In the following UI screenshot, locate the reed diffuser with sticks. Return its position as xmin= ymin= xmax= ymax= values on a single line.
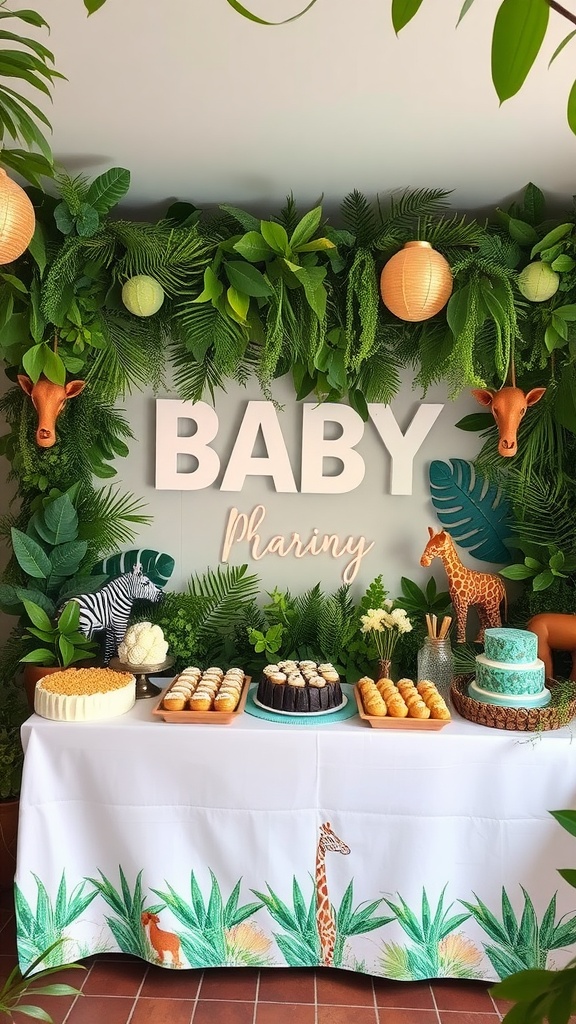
xmin=417 ymin=614 xmax=454 ymax=702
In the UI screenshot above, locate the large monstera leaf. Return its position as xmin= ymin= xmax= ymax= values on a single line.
xmin=92 ymin=549 xmax=175 ymax=588
xmin=429 ymin=459 xmax=513 ymax=564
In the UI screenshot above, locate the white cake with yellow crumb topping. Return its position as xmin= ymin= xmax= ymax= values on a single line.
xmin=34 ymin=667 xmax=136 ymax=721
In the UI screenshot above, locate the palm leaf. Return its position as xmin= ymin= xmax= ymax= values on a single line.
xmin=77 ymin=486 xmax=151 ymax=557
xmin=110 ymin=221 xmax=212 ymax=295
xmin=92 ymin=549 xmax=175 ymax=587
xmin=429 ymin=458 xmax=513 ymax=563
xmin=87 ymin=311 xmax=167 ymax=399
xmin=356 ymin=341 xmax=402 ymax=404
xmin=384 ymin=188 xmax=453 ymax=233
xmin=170 ymin=336 xmax=226 ymax=402
xmin=187 ymin=564 xmax=260 ymax=636
xmin=420 ymin=214 xmax=485 ymax=253
xmin=340 ymin=190 xmax=378 ymax=246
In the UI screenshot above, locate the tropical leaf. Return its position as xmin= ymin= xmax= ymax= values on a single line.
xmin=85 ymin=167 xmax=130 ymax=214
xmin=77 ymin=486 xmax=152 ymax=557
xmin=429 ymin=458 xmax=513 ymax=563
xmin=187 ymin=564 xmax=260 ymax=639
xmin=92 ymin=549 xmax=175 ymax=587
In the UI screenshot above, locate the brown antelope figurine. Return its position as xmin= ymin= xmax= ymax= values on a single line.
xmin=420 ymin=527 xmax=507 ymax=643
xmin=17 ymin=374 xmax=86 ymax=448
xmin=471 ymin=386 xmax=546 ymax=457
xmin=527 ymin=613 xmax=576 ymax=681
xmin=141 ymin=911 xmax=182 ymax=968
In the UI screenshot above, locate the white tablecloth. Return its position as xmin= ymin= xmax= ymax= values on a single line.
xmin=15 ymin=684 xmax=576 ymax=981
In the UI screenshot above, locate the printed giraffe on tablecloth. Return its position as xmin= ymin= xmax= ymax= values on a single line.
xmin=316 ymin=821 xmax=350 ymax=967
xmin=420 ymin=527 xmax=507 ymax=644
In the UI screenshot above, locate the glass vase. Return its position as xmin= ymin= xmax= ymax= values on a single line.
xmin=417 ymin=637 xmax=453 ymax=702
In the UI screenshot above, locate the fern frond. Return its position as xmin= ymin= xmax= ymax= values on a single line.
xmin=419 ymin=214 xmax=485 ymax=253
xmin=213 ymin=310 xmax=250 ymax=377
xmin=86 ymin=311 xmax=167 ymax=399
xmin=77 ymin=485 xmax=152 ymax=558
xmin=385 ymin=188 xmax=453 ymax=231
xmin=340 ymin=190 xmax=378 ymax=246
xmin=356 ymin=339 xmax=402 ymax=403
xmin=187 ymin=564 xmax=260 ymax=636
xmin=170 ymin=337 xmax=226 ymax=402
xmin=288 ymin=584 xmax=324 ymax=652
xmin=275 ymin=194 xmax=300 ymax=235
xmin=55 ymin=170 xmax=90 ymax=215
xmin=110 ymin=221 xmax=213 ymax=296
xmin=41 ymin=234 xmax=116 ymax=323
xmin=503 ymin=469 xmax=576 ymax=550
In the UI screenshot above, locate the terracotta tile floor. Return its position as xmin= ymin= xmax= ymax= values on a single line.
xmin=0 ymin=898 xmax=516 ymax=1023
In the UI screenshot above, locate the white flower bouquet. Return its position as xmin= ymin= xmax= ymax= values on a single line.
xmin=359 ymin=600 xmax=413 ymax=668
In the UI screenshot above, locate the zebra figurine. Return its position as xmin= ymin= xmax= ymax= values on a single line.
xmin=69 ymin=565 xmax=165 ymax=663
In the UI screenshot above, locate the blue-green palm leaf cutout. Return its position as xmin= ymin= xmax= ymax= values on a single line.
xmin=429 ymin=459 xmax=512 ymax=564
xmin=92 ymin=549 xmax=175 ymax=587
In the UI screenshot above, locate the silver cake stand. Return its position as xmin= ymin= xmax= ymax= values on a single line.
xmin=109 ymin=656 xmax=175 ymax=700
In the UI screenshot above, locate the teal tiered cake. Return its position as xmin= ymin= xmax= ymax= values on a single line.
xmin=468 ymin=627 xmax=551 ymax=709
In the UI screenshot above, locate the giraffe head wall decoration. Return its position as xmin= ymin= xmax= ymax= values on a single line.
xmin=420 ymin=527 xmax=507 ymax=643
xmin=471 ymin=385 xmax=546 ymax=458
xmin=17 ymin=374 xmax=86 ymax=448
xmin=316 ymin=821 xmax=350 ymax=968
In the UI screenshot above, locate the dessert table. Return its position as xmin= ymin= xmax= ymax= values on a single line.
xmin=15 ymin=683 xmax=576 ymax=982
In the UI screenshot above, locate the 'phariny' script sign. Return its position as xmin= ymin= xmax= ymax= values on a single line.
xmin=155 ymin=399 xmax=443 ymax=495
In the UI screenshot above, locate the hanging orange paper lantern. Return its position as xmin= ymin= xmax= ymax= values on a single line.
xmin=0 ymin=168 xmax=35 ymax=265
xmin=380 ymin=240 xmax=453 ymax=322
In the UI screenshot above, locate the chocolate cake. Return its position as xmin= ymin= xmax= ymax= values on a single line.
xmin=256 ymin=660 xmax=343 ymax=713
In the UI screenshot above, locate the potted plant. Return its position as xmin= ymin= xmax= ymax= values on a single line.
xmin=0 ymin=941 xmax=84 ymax=1022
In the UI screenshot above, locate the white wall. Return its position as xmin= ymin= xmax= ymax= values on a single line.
xmin=31 ymin=0 xmax=576 ymax=210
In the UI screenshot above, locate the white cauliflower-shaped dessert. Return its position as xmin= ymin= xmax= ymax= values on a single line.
xmin=118 ymin=622 xmax=169 ymax=666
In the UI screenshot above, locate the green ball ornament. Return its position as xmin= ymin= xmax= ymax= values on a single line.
xmin=122 ymin=275 xmax=165 ymax=317
xmin=518 ymin=262 xmax=560 ymax=302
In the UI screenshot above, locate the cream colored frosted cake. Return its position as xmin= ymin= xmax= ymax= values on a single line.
xmin=34 ymin=667 xmax=136 ymax=721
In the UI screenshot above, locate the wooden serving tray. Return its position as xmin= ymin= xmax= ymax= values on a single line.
xmin=353 ymin=686 xmax=451 ymax=731
xmin=152 ymin=675 xmax=251 ymax=724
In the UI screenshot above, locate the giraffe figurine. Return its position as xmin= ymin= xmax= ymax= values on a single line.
xmin=316 ymin=821 xmax=350 ymax=968
xmin=420 ymin=527 xmax=507 ymax=644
